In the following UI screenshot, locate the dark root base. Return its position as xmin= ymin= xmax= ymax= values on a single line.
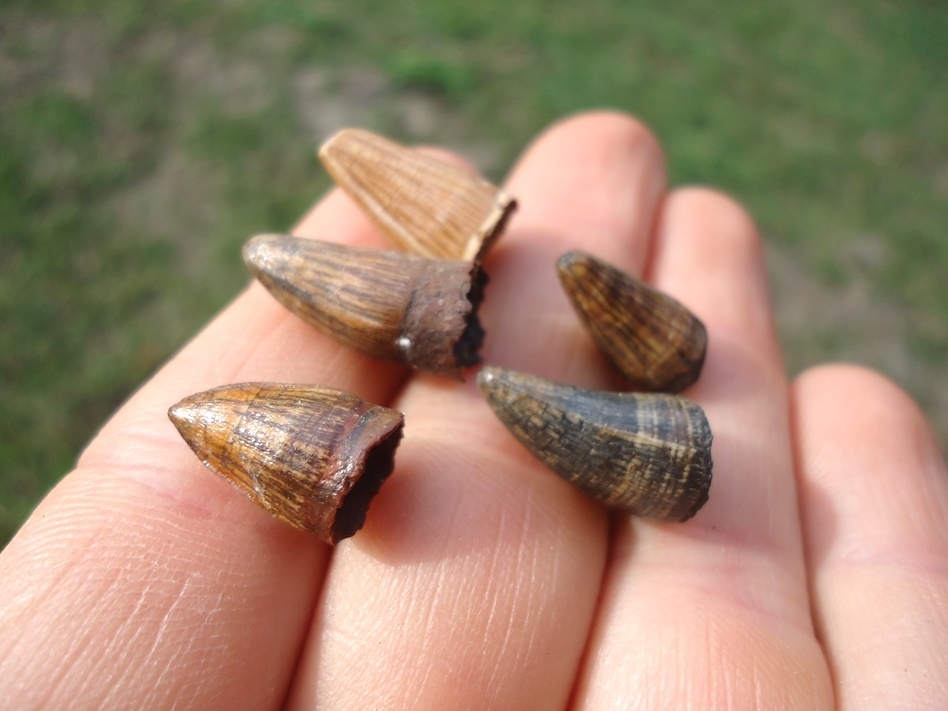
xmin=675 ymin=457 xmax=712 ymax=521
xmin=331 ymin=424 xmax=404 ymax=543
xmin=657 ymin=429 xmax=713 ymax=522
xmin=453 ymin=263 xmax=489 ymax=368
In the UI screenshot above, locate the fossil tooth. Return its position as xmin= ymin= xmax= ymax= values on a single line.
xmin=243 ymin=234 xmax=487 ymax=379
xmin=168 ymin=383 xmax=404 ymax=544
xmin=319 ymin=128 xmax=516 ymax=261
xmin=557 ymin=251 xmax=708 ymax=393
xmin=477 ymin=367 xmax=712 ymax=521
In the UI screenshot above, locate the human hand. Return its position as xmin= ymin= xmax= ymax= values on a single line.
xmin=1 ymin=112 xmax=946 ymax=709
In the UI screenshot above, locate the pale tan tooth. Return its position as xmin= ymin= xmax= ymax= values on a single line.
xmin=319 ymin=127 xmax=516 ymax=261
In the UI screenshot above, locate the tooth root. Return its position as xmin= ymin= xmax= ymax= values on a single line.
xmin=243 ymin=234 xmax=488 ymax=379
xmin=556 ymin=251 xmax=708 ymax=393
xmin=168 ymin=383 xmax=404 ymax=544
xmin=319 ymin=128 xmax=516 ymax=261
xmin=477 ymin=367 xmax=712 ymax=522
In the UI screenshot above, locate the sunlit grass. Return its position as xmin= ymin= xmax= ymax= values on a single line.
xmin=1 ymin=0 xmax=946 ymax=545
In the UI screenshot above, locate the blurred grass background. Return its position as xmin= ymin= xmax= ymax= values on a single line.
xmin=2 ymin=0 xmax=946 ymax=546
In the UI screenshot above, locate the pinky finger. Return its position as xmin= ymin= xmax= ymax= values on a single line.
xmin=792 ymin=364 xmax=948 ymax=710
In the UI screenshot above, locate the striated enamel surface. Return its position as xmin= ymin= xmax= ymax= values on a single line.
xmin=319 ymin=128 xmax=516 ymax=261
xmin=557 ymin=251 xmax=708 ymax=393
xmin=243 ymin=234 xmax=487 ymax=379
xmin=477 ymin=366 xmax=712 ymax=521
xmin=169 ymin=382 xmax=404 ymax=544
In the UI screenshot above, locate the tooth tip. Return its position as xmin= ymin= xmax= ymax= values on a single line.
xmin=476 ymin=366 xmax=500 ymax=389
xmin=556 ymin=250 xmax=583 ymax=268
xmin=242 ymin=233 xmax=292 ymax=279
xmin=476 ymin=367 xmax=526 ymax=406
xmin=555 ymin=250 xmax=593 ymax=284
xmin=317 ymin=136 xmax=338 ymax=161
xmin=167 ymin=403 xmax=185 ymax=428
xmin=319 ymin=126 xmax=346 ymax=147
xmin=167 ymin=396 xmax=206 ymax=438
xmin=242 ymin=232 xmax=278 ymax=256
xmin=318 ymin=127 xmax=367 ymax=163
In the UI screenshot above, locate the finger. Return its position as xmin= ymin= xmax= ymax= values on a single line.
xmin=0 ymin=187 xmax=407 ymax=709
xmin=793 ymin=365 xmax=948 ymax=709
xmin=286 ymin=111 xmax=668 ymax=709
xmin=480 ymin=109 xmax=667 ymax=388
xmin=574 ymin=188 xmax=834 ymax=708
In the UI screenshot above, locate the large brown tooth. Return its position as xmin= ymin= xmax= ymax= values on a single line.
xmin=243 ymin=234 xmax=487 ymax=379
xmin=319 ymin=128 xmax=516 ymax=261
xmin=477 ymin=367 xmax=712 ymax=522
xmin=556 ymin=251 xmax=708 ymax=393
xmin=168 ymin=383 xmax=404 ymax=544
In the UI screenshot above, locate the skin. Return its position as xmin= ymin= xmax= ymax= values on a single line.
xmin=1 ymin=111 xmax=947 ymax=710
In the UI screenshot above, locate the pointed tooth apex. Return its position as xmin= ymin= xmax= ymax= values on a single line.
xmin=556 ymin=251 xmax=708 ymax=393
xmin=476 ymin=365 xmax=500 ymax=387
xmin=479 ymin=367 xmax=712 ymax=522
xmin=476 ymin=365 xmax=522 ymax=406
xmin=242 ymin=233 xmax=282 ymax=275
xmin=168 ymin=392 xmax=227 ymax=453
xmin=319 ymin=128 xmax=516 ymax=261
xmin=167 ymin=400 xmax=195 ymax=430
xmin=168 ymin=383 xmax=404 ymax=544
xmin=243 ymin=235 xmax=487 ymax=378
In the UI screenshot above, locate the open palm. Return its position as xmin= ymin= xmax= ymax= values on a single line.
xmin=2 ymin=112 xmax=946 ymax=709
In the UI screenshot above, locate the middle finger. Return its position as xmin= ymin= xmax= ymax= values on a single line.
xmin=574 ymin=189 xmax=833 ymax=708
xmin=287 ymin=112 xmax=667 ymax=709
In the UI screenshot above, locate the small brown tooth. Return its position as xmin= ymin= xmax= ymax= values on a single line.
xmin=243 ymin=234 xmax=487 ymax=379
xmin=556 ymin=251 xmax=708 ymax=393
xmin=477 ymin=367 xmax=712 ymax=522
xmin=319 ymin=128 xmax=516 ymax=261
xmin=168 ymin=383 xmax=404 ymax=544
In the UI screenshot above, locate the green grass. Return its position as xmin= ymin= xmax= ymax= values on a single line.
xmin=2 ymin=0 xmax=947 ymax=545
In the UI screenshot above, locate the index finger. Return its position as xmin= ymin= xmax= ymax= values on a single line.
xmin=0 ymin=184 xmax=409 ymax=709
